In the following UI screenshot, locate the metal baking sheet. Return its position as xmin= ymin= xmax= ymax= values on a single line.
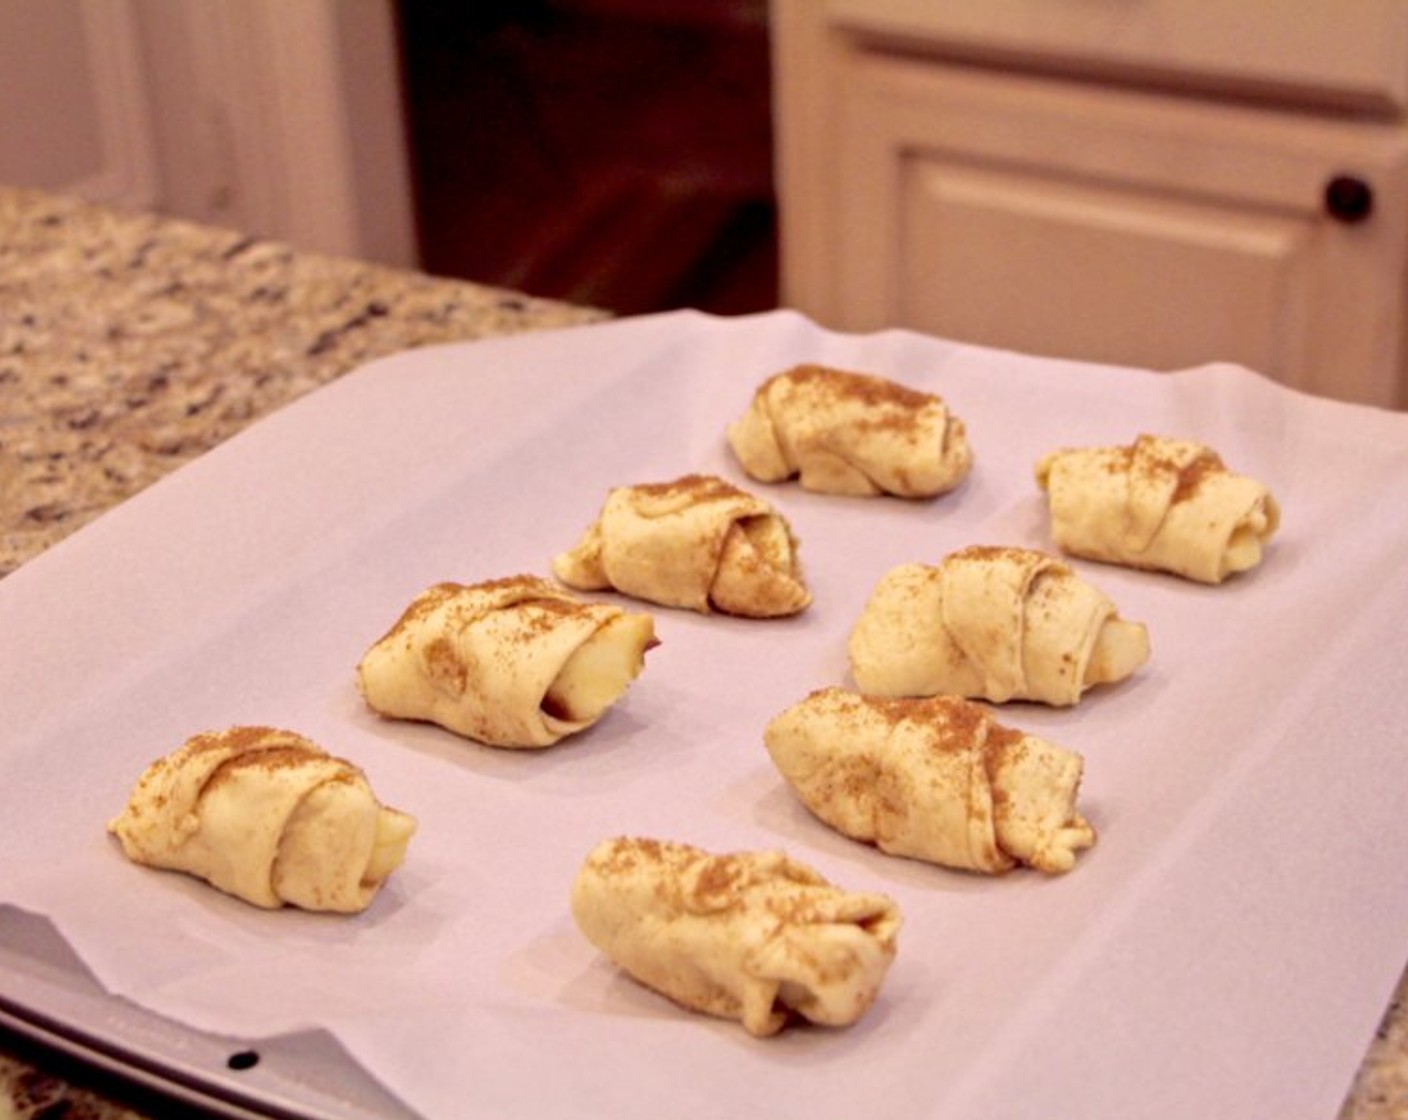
xmin=0 ymin=905 xmax=415 ymax=1120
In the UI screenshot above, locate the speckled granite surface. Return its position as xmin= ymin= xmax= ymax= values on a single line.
xmin=0 ymin=185 xmax=1404 ymax=1120
xmin=0 ymin=186 xmax=603 ymax=579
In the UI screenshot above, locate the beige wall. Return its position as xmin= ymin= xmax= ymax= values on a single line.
xmin=0 ymin=0 xmax=416 ymax=267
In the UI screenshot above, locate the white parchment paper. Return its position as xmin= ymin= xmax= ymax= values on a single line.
xmin=3 ymin=309 xmax=1408 ymax=1119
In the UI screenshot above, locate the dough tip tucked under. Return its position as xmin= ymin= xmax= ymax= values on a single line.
xmin=108 ymin=726 xmax=415 ymax=912
xmin=571 ymin=835 xmax=901 ymax=1036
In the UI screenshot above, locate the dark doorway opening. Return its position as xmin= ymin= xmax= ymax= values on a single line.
xmin=396 ymin=0 xmax=778 ymax=317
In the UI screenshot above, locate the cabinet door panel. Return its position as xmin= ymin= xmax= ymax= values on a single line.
xmin=827 ymin=58 xmax=1408 ymax=406
xmin=901 ymin=161 xmax=1313 ymax=378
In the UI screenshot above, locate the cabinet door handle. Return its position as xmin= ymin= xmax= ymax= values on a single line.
xmin=1324 ymin=175 xmax=1374 ymax=224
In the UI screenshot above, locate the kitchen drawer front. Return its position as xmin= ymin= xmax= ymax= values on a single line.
xmin=899 ymin=163 xmax=1316 ymax=383
xmin=827 ymin=58 xmax=1408 ymax=407
xmin=823 ymin=0 xmax=1408 ymax=112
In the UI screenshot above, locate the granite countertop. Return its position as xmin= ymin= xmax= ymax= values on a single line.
xmin=0 ymin=187 xmax=603 ymax=581
xmin=0 ymin=185 xmax=1404 ymax=1119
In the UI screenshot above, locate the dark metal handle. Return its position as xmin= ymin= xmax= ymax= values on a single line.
xmin=1324 ymin=175 xmax=1374 ymax=224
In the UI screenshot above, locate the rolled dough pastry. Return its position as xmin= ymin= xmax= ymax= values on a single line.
xmin=552 ymin=474 xmax=811 ymax=617
xmin=108 ymin=726 xmax=415 ymax=912
xmin=726 ymin=364 xmax=973 ymax=497
xmin=765 ymin=688 xmax=1095 ymax=875
xmin=848 ymin=545 xmax=1149 ymax=705
xmin=357 ymin=574 xmax=655 ymax=748
xmin=1035 ymin=433 xmax=1280 ymax=583
xmin=571 ymin=836 xmax=901 ymax=1036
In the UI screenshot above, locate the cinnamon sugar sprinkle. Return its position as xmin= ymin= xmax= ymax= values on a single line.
xmin=772 ymin=364 xmax=946 ymax=443
xmin=1118 ymin=435 xmax=1228 ymax=505
xmin=847 ymin=691 xmax=994 ymax=752
xmin=633 ymin=473 xmax=745 ymax=504
xmin=776 ymin=364 xmax=936 ymax=412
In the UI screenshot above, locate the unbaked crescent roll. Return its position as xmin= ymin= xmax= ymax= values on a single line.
xmin=571 ymin=837 xmax=901 ymax=1037
xmin=107 ymin=726 xmax=416 ymax=912
xmin=765 ymin=688 xmax=1095 ymax=875
xmin=848 ymin=546 xmax=1149 ymax=706
xmin=357 ymin=575 xmax=655 ymax=748
xmin=552 ymin=474 xmax=811 ymax=617
xmin=726 ymin=364 xmax=973 ymax=498
xmin=1035 ymin=433 xmax=1280 ymax=583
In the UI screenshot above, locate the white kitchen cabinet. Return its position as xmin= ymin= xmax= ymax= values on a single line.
xmin=772 ymin=0 xmax=1408 ymax=408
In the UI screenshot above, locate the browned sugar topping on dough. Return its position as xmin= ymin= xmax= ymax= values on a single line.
xmin=779 ymin=364 xmax=936 ymax=414
xmin=202 ymin=745 xmax=326 ymax=790
xmin=511 ymin=595 xmax=600 ymax=648
xmin=689 ymin=852 xmax=839 ymax=926
xmin=423 ymin=635 xmax=468 ymax=692
xmin=390 ymin=582 xmax=611 ymax=708
xmin=377 ymin=574 xmax=569 ymax=646
xmin=841 ymin=693 xmax=1029 ymax=839
xmin=981 ymin=726 xmax=1028 ymax=809
xmin=848 ymin=691 xmax=994 ymax=754
xmin=633 ymin=473 xmax=745 ymax=504
xmin=474 ymin=573 xmax=561 ymax=596
xmin=827 ymin=753 xmax=894 ymax=820
xmin=185 ymin=726 xmax=351 ymax=767
xmin=950 ymin=543 xmax=1051 ymax=567
xmin=162 ymin=726 xmax=363 ymax=795
xmin=184 ymin=724 xmax=298 ymax=757
xmin=592 ymin=838 xmax=825 ymax=917
xmin=948 ymin=544 xmax=1075 ymax=587
xmin=835 ymin=688 xmax=1028 ymax=792
xmin=375 ymin=582 xmax=459 ymax=644
xmin=692 ymin=850 xmax=747 ymax=906
xmin=1113 ymin=435 xmax=1228 ymax=504
xmin=594 ymin=835 xmax=661 ymax=876
xmin=1170 ymin=450 xmax=1226 ymax=503
xmin=776 ymin=364 xmax=948 ymax=448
